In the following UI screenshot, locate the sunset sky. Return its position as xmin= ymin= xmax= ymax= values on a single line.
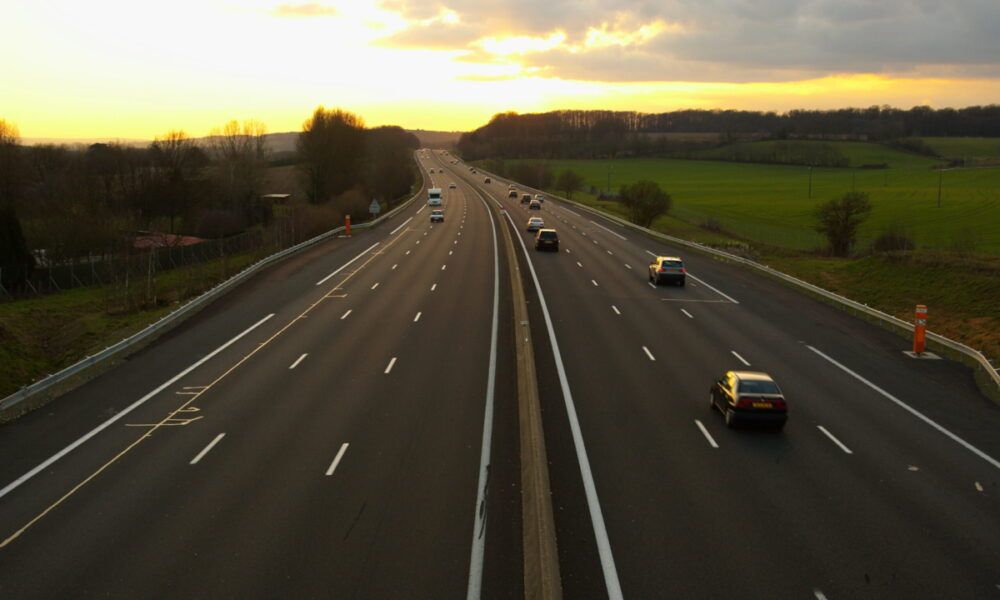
xmin=4 ymin=0 xmax=999 ymax=139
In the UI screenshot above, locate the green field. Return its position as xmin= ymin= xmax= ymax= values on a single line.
xmin=693 ymin=139 xmax=940 ymax=169
xmin=917 ymin=137 xmax=1000 ymax=160
xmin=516 ymin=145 xmax=1000 ymax=253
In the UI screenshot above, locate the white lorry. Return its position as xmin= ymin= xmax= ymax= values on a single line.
xmin=428 ymin=187 xmax=443 ymax=206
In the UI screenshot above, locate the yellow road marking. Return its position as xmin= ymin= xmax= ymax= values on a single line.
xmin=0 ymin=230 xmax=410 ymax=549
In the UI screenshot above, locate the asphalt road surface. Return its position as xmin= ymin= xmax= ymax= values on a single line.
xmin=0 ymin=152 xmax=523 ymax=599
xmin=449 ymin=156 xmax=1000 ymax=599
xmin=2 ymin=149 xmax=999 ymax=599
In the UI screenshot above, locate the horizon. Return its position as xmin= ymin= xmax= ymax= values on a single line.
xmin=5 ymin=1 xmax=1000 ymax=139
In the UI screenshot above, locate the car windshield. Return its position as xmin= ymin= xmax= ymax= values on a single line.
xmin=738 ymin=380 xmax=781 ymax=394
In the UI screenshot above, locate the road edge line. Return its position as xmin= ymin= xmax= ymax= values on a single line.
xmin=481 ymin=186 xmax=564 ymax=600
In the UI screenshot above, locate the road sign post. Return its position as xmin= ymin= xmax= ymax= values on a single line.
xmin=913 ymin=304 xmax=928 ymax=354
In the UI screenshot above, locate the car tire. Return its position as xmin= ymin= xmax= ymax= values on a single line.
xmin=725 ymin=409 xmax=736 ymax=428
xmin=709 ymin=393 xmax=715 ymax=411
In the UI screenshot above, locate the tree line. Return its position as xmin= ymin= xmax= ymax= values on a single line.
xmin=457 ymin=105 xmax=1000 ymax=160
xmin=0 ymin=109 xmax=418 ymax=292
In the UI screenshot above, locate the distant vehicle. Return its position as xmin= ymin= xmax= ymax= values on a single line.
xmin=471 ymin=169 xmax=477 ymax=174
xmin=449 ymin=182 xmax=457 ymax=189
xmin=526 ymin=217 xmax=545 ymax=232
xmin=484 ymin=177 xmax=491 ymax=184
xmin=508 ymin=190 xmax=519 ymax=199
xmin=508 ymin=184 xmax=516 ymax=189
xmin=528 ymin=199 xmax=542 ymax=210
xmin=430 ymin=209 xmax=444 ymax=223
xmin=428 ymin=187 xmax=443 ymax=206
xmin=534 ymin=228 xmax=559 ymax=251
xmin=534 ymin=194 xmax=545 ymax=203
xmin=521 ymin=193 xmax=532 ymax=204
xmin=648 ymin=256 xmax=685 ymax=286
xmin=710 ymin=371 xmax=787 ymax=429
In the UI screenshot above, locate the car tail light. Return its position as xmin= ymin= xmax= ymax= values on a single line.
xmin=680 ymin=267 xmax=686 ymax=273
xmin=773 ymin=398 xmax=787 ymax=410
xmin=658 ymin=267 xmax=666 ymax=273
xmin=736 ymin=397 xmax=753 ymax=409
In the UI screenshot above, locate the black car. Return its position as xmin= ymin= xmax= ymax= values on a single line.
xmin=534 ymin=229 xmax=559 ymax=251
xmin=710 ymin=371 xmax=787 ymax=429
xmin=521 ymin=193 xmax=532 ymax=204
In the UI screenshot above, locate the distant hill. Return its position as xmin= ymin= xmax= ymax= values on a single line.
xmin=409 ymin=129 xmax=463 ymax=148
xmin=22 ymin=129 xmax=463 ymax=153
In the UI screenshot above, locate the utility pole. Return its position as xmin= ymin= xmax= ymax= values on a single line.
xmin=852 ymin=168 xmax=857 ymax=192
xmin=808 ymin=166 xmax=813 ymax=199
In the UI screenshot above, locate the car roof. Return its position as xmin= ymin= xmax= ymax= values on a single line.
xmin=655 ymin=255 xmax=683 ymax=262
xmin=730 ymin=371 xmax=774 ymax=382
xmin=538 ymin=228 xmax=557 ymax=234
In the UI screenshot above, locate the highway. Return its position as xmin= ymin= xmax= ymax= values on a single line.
xmin=1 ymin=148 xmax=999 ymax=599
xmin=448 ymin=156 xmax=1000 ymax=599
xmin=0 ymin=153 xmax=523 ymax=598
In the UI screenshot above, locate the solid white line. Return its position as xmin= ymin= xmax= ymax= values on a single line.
xmin=681 ymin=309 xmax=694 ymax=319
xmin=190 ymin=433 xmax=225 ymax=465
xmin=431 ymin=283 xmax=437 ymax=291
xmin=384 ymin=357 xmax=397 ymax=374
xmin=577 ymin=261 xmax=583 ymax=268
xmin=325 ymin=443 xmax=350 ymax=476
xmin=389 ymin=216 xmax=412 ymax=235
xmin=316 ymin=243 xmax=380 ymax=285
xmin=817 ymin=426 xmax=853 ymax=454
xmin=502 ymin=209 xmax=623 ymax=599
xmin=589 ymin=220 xmax=628 ymax=240
xmin=695 ymin=420 xmax=719 ymax=449
xmin=808 ymin=345 xmax=1000 ymax=470
xmin=416 ymin=204 xmax=426 ymax=214
xmin=642 ymin=346 xmax=656 ymax=361
xmin=612 ymin=305 xmax=621 ymax=315
xmin=731 ymin=350 xmax=750 ymax=366
xmin=466 ymin=187 xmax=501 ymax=600
xmin=371 ymin=282 xmax=380 ymax=290
xmin=289 ymin=353 xmax=308 ymax=369
xmin=591 ymin=279 xmax=599 ymax=287
xmin=340 ymin=309 xmax=352 ymax=320
xmin=686 ymin=273 xmax=740 ymax=304
xmin=0 ymin=314 xmax=274 ymax=500
xmin=414 ymin=311 xmax=422 ymax=322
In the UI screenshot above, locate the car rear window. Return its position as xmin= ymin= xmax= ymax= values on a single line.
xmin=661 ymin=260 xmax=683 ymax=268
xmin=738 ymin=380 xmax=781 ymax=394
xmin=539 ymin=231 xmax=558 ymax=240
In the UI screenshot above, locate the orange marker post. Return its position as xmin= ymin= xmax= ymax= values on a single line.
xmin=345 ymin=214 xmax=351 ymax=237
xmin=913 ymin=304 xmax=928 ymax=355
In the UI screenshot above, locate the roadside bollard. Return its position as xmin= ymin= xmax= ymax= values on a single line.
xmin=345 ymin=214 xmax=351 ymax=237
xmin=914 ymin=304 xmax=928 ymax=355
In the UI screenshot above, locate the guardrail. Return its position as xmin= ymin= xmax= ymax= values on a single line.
xmin=474 ymin=166 xmax=1000 ymax=397
xmin=0 ymin=173 xmax=428 ymax=416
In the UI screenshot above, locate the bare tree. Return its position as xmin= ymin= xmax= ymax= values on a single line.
xmin=150 ymin=131 xmax=203 ymax=233
xmin=814 ymin=191 xmax=873 ymax=256
xmin=208 ymin=119 xmax=270 ymax=210
xmin=0 ymin=119 xmax=22 ymax=207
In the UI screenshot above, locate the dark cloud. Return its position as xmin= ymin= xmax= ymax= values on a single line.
xmin=377 ymin=0 xmax=1000 ymax=82
xmin=272 ymin=3 xmax=338 ymax=17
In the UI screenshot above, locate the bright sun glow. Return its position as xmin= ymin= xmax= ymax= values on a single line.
xmin=2 ymin=0 xmax=998 ymax=139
